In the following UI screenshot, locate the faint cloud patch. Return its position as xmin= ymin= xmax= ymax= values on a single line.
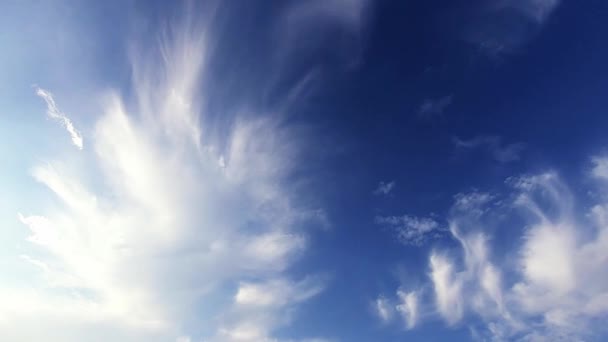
xmin=373 ymin=180 xmax=396 ymax=196
xmin=458 ymin=0 xmax=560 ymax=57
xmin=453 ymin=135 xmax=525 ymax=163
xmin=418 ymin=95 xmax=453 ymax=120
xmin=375 ymin=214 xmax=444 ymax=246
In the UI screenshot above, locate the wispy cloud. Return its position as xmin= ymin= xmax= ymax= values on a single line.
xmin=375 ymin=214 xmax=443 ymax=246
xmin=374 ymin=295 xmax=395 ymax=323
xmin=396 ymin=290 xmax=419 ymax=329
xmin=418 ymin=95 xmax=453 ymax=120
xmin=373 ymin=180 xmax=396 ymax=196
xmin=8 ymin=9 xmax=329 ymax=342
xmin=373 ymin=290 xmax=419 ymax=330
xmin=453 ymin=135 xmax=525 ymax=163
xmin=378 ymin=155 xmax=608 ymax=340
xmin=34 ymin=86 xmax=83 ymax=149
xmin=461 ymin=0 xmax=561 ymax=56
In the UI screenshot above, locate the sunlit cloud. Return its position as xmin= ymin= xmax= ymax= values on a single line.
xmin=6 ymin=8 xmax=329 ymax=342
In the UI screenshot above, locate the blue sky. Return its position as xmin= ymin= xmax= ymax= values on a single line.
xmin=2 ymin=0 xmax=608 ymax=341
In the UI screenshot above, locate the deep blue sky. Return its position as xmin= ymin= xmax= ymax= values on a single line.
xmin=2 ymin=1 xmax=608 ymax=341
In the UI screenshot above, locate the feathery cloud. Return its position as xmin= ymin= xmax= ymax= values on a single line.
xmin=378 ymin=156 xmax=608 ymax=340
xmin=34 ymin=86 xmax=83 ymax=149
xmin=8 ymin=10 xmax=328 ymax=342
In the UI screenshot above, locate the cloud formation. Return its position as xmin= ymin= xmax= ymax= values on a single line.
xmin=453 ymin=135 xmax=525 ymax=163
xmin=379 ymin=156 xmax=608 ymax=340
xmin=34 ymin=86 xmax=84 ymax=149
xmin=373 ymin=180 xmax=396 ymax=196
xmin=461 ymin=0 xmax=560 ymax=56
xmin=417 ymin=95 xmax=453 ymax=120
xmin=373 ymin=290 xmax=419 ymax=330
xmin=8 ymin=12 xmax=327 ymax=342
xmin=375 ymin=214 xmax=443 ymax=246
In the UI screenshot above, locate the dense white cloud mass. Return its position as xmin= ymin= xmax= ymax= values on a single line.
xmin=5 ymin=13 xmax=329 ymax=342
xmin=378 ymin=156 xmax=608 ymax=340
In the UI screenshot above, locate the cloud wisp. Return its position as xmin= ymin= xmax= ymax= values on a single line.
xmin=417 ymin=95 xmax=453 ymax=120
xmin=460 ymin=0 xmax=561 ymax=56
xmin=34 ymin=86 xmax=84 ymax=149
xmin=375 ymin=214 xmax=443 ymax=246
xmin=373 ymin=180 xmax=396 ymax=196
xmin=453 ymin=135 xmax=525 ymax=163
xmin=377 ymin=156 xmax=608 ymax=341
xmin=8 ymin=11 xmax=330 ymax=342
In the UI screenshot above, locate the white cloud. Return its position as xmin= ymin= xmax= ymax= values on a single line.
xmin=6 ymin=11 xmax=328 ymax=342
xmin=34 ymin=86 xmax=84 ymax=149
xmin=373 ymin=291 xmax=419 ymax=329
xmin=429 ymin=253 xmax=465 ymax=325
xmin=592 ymin=156 xmax=608 ymax=180
xmin=374 ymin=296 xmax=394 ymax=323
xmin=215 ymin=277 xmax=326 ymax=342
xmin=418 ymin=95 xmax=453 ymax=120
xmin=396 ymin=290 xmax=419 ymax=329
xmin=375 ymin=214 xmax=442 ymax=246
xmin=373 ymin=180 xmax=396 ymax=196
xmin=454 ymin=135 xmax=525 ymax=163
xmin=380 ymin=159 xmax=608 ymax=340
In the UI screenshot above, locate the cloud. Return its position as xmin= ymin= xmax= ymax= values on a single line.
xmin=461 ymin=0 xmax=560 ymax=56
xmin=453 ymin=135 xmax=525 ymax=163
xmin=373 ymin=290 xmax=419 ymax=330
xmin=7 ymin=10 xmax=328 ymax=342
xmin=417 ymin=95 xmax=453 ymax=120
xmin=498 ymin=0 xmax=560 ymax=23
xmin=373 ymin=180 xmax=396 ymax=196
xmin=379 ymin=156 xmax=608 ymax=340
xmin=215 ymin=276 xmax=326 ymax=342
xmin=375 ymin=214 xmax=443 ymax=246
xmin=374 ymin=296 xmax=394 ymax=323
xmin=592 ymin=156 xmax=608 ymax=180
xmin=273 ymin=0 xmax=371 ymax=84
xmin=396 ymin=290 xmax=419 ymax=329
xmin=34 ymin=86 xmax=84 ymax=149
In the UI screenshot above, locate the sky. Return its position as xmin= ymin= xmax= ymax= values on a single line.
xmin=2 ymin=0 xmax=608 ymax=341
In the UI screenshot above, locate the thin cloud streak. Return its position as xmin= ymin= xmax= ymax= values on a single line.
xmin=453 ymin=135 xmax=525 ymax=163
xmin=35 ymin=86 xmax=84 ymax=149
